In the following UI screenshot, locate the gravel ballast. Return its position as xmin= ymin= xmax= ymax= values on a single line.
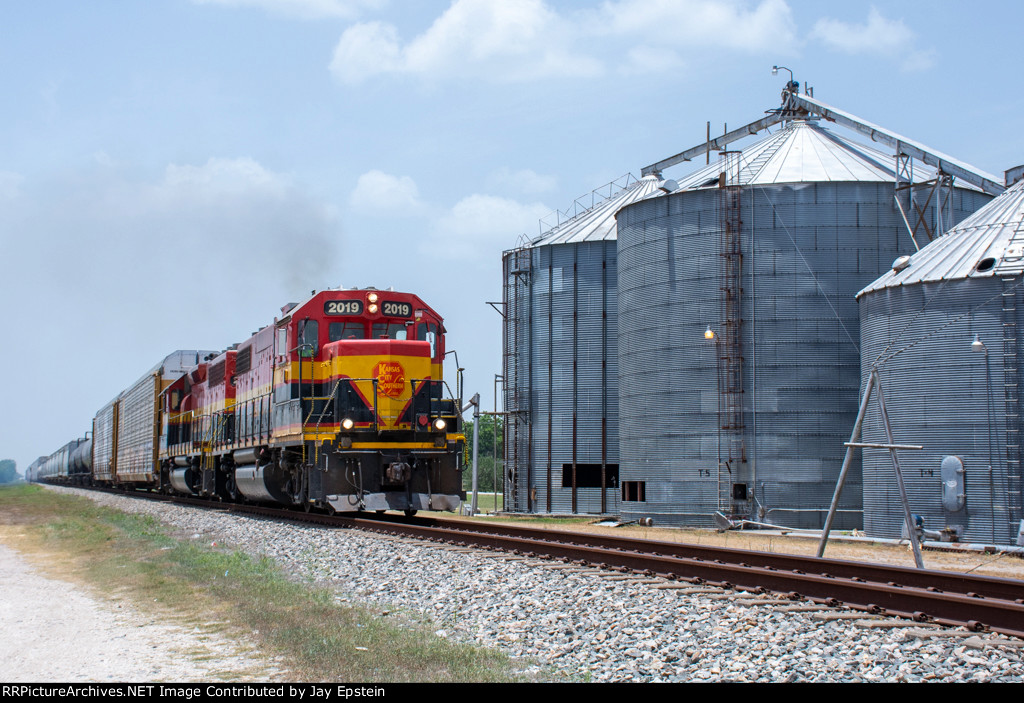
xmin=42 ymin=487 xmax=1024 ymax=683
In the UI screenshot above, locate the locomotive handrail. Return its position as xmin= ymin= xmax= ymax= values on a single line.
xmin=408 ymin=378 xmax=461 ymax=434
xmin=310 ymin=378 xmax=343 ymax=435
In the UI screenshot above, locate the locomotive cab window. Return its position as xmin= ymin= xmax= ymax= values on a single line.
xmin=329 ymin=322 xmax=367 ymax=341
xmin=417 ymin=322 xmax=439 ymax=358
xmin=276 ymin=326 xmax=288 ymax=359
xmin=372 ymin=322 xmax=407 ymax=340
xmin=298 ymin=319 xmax=318 ymax=357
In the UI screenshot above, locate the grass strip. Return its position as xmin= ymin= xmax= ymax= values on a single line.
xmin=0 ymin=484 xmax=522 ymax=682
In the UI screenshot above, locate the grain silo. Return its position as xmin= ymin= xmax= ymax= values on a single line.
xmin=857 ymin=170 xmax=1024 ymax=545
xmin=502 ymin=174 xmax=665 ymax=513
xmin=615 ymin=87 xmax=998 ymax=528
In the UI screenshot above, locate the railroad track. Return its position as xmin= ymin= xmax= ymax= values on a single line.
xmin=84 ymin=485 xmax=1024 ymax=640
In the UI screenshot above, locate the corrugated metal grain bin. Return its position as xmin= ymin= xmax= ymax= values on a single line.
xmin=616 ymin=119 xmax=991 ymax=528
xmin=502 ymin=175 xmax=663 ymax=513
xmin=112 ymin=350 xmax=211 ymax=484
xmin=857 ymin=176 xmax=1024 ymax=544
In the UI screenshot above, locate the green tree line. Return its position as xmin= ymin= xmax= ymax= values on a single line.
xmin=0 ymin=459 xmax=18 ymax=484
xmin=461 ymin=414 xmax=503 ymax=493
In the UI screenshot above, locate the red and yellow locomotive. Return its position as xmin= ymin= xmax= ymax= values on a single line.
xmin=43 ymin=288 xmax=466 ymax=516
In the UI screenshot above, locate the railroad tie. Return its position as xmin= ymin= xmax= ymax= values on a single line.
xmin=902 ymin=630 xmax=1024 ymax=648
xmin=653 ymin=585 xmax=725 ymax=594
xmin=852 ymin=619 xmax=940 ymax=629
xmin=812 ymin=612 xmax=890 ymax=621
xmin=963 ymin=636 xmax=1024 ymax=649
xmin=734 ymin=598 xmax=798 ymax=606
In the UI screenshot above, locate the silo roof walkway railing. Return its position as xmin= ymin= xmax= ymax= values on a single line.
xmin=641 ymin=88 xmax=1005 ymax=198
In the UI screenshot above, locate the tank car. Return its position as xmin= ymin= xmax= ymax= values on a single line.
xmin=35 ymin=437 xmax=90 ymax=484
xmin=24 ymin=456 xmax=48 ymax=483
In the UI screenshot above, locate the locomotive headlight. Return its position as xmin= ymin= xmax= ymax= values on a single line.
xmin=367 ymin=292 xmax=379 ymax=303
xmin=342 ymin=418 xmax=354 ymax=430
xmin=368 ymin=303 xmax=379 ymax=314
xmin=433 ymin=418 xmax=446 ymax=431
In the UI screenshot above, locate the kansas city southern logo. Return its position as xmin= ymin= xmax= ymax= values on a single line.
xmin=374 ymin=361 xmax=406 ymax=399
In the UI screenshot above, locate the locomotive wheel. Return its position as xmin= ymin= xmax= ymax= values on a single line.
xmin=224 ymin=473 xmax=241 ymax=502
xmin=404 ymin=509 xmax=418 ymax=517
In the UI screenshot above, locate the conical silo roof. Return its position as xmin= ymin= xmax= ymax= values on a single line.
xmin=859 ymin=177 xmax=1024 ymax=296
xmin=528 ymin=174 xmax=663 ymax=246
xmin=664 ymin=119 xmax=968 ymax=190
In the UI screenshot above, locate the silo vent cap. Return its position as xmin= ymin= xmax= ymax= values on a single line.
xmin=891 ymin=255 xmax=912 ymax=273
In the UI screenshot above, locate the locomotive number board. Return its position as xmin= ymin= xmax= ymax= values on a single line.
xmin=324 ymin=300 xmax=364 ymax=315
xmin=381 ymin=301 xmax=412 ymax=317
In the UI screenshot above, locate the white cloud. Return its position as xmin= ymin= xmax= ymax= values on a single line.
xmin=330 ymin=22 xmax=404 ymax=82
xmin=811 ymin=7 xmax=934 ymax=72
xmin=811 ymin=8 xmax=912 ymax=54
xmin=327 ymin=0 xmax=790 ymax=84
xmin=163 ymin=157 xmax=290 ymax=196
xmin=486 ymin=167 xmax=557 ymax=196
xmin=589 ymin=0 xmax=795 ymax=50
xmin=345 ymin=169 xmax=549 ymax=260
xmin=331 ymin=0 xmax=602 ymax=84
xmin=350 ymin=170 xmax=422 ymax=213
xmin=2 ymin=157 xmax=340 ymax=300
xmin=398 ymin=0 xmax=600 ymax=82
xmin=432 ymin=193 xmax=549 ymax=259
xmin=192 ymin=0 xmax=383 ymax=20
xmin=331 ymin=0 xmax=795 ymax=84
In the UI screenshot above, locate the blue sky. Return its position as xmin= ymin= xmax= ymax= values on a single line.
xmin=2 ymin=0 xmax=1022 ymax=471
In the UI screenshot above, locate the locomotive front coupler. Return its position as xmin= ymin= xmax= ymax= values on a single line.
xmin=386 ymin=461 xmax=413 ymax=484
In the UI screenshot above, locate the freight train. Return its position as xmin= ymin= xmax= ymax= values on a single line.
xmin=34 ymin=288 xmax=467 ymax=515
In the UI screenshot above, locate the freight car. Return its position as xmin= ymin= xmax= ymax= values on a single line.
xmin=36 ymin=437 xmax=90 ymax=485
xmin=37 ymin=287 xmax=467 ymax=516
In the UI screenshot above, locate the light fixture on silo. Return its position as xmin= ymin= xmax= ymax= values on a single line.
xmin=972 ymin=334 xmax=986 ymax=353
xmin=705 ymin=326 xmax=715 ymax=340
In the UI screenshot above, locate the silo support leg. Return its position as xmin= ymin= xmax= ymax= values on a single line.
xmin=875 ymin=372 xmax=927 ymax=570
xmin=817 ymin=370 xmax=875 ymax=558
xmin=817 ymin=367 xmax=926 ymax=569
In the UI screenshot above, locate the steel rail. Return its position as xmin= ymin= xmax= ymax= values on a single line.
xmin=72 ymin=485 xmax=1024 ymax=639
xmin=337 ymin=515 xmax=1024 ymax=639
xmin=388 ymin=514 xmax=1024 ymax=604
